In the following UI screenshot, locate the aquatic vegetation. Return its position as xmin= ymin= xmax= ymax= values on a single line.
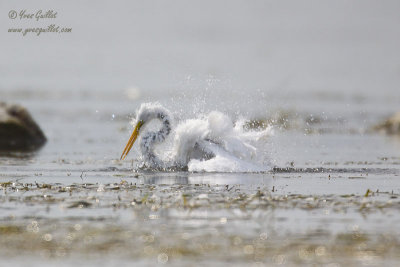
xmin=0 ymin=179 xmax=399 ymax=265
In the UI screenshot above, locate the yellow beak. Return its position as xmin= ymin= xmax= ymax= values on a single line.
xmin=120 ymin=120 xmax=143 ymax=160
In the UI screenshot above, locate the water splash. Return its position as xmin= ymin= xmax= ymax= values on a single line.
xmin=130 ymin=103 xmax=273 ymax=172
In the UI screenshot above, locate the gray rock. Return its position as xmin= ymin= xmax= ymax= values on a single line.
xmin=373 ymin=112 xmax=400 ymax=135
xmin=0 ymin=102 xmax=46 ymax=151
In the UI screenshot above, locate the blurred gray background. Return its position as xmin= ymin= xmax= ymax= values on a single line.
xmin=1 ymin=0 xmax=399 ymax=119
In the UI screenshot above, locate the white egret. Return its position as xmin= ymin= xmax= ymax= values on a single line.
xmin=120 ymin=102 xmax=271 ymax=172
xmin=120 ymin=102 xmax=214 ymax=169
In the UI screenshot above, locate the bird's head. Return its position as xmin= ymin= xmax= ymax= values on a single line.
xmin=120 ymin=102 xmax=171 ymax=160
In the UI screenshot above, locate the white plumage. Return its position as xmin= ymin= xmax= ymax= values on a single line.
xmin=120 ymin=102 xmax=272 ymax=172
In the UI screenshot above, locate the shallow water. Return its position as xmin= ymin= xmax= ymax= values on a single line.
xmin=2 ymin=84 xmax=400 ymax=266
xmin=1 ymin=103 xmax=400 ymax=266
xmin=2 ymin=0 xmax=400 ymax=265
xmin=1 ymin=83 xmax=400 ymax=267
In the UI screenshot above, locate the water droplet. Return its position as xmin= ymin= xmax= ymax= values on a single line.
xmin=158 ymin=253 xmax=168 ymax=264
xmin=42 ymin=233 xmax=52 ymax=242
xmin=260 ymin=232 xmax=268 ymax=240
xmin=243 ymin=245 xmax=254 ymax=255
xmin=74 ymin=224 xmax=82 ymax=231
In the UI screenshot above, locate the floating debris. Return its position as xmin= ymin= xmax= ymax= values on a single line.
xmin=67 ymin=201 xmax=92 ymax=209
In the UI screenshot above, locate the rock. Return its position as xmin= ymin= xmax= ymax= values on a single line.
xmin=0 ymin=102 xmax=46 ymax=151
xmin=373 ymin=112 xmax=400 ymax=135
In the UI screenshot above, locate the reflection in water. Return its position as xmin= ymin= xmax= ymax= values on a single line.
xmin=188 ymin=173 xmax=272 ymax=185
xmin=138 ymin=172 xmax=272 ymax=185
xmin=0 ymin=151 xmax=37 ymax=167
xmin=272 ymin=166 xmax=400 ymax=174
xmin=139 ymin=173 xmax=189 ymax=185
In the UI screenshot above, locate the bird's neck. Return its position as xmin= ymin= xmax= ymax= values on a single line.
xmin=140 ymin=113 xmax=171 ymax=166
